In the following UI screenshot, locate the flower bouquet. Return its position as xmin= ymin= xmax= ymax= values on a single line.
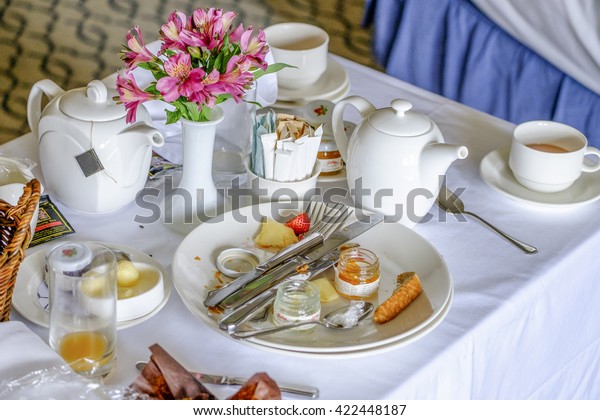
xmin=116 ymin=7 xmax=284 ymax=124
xmin=115 ymin=8 xmax=288 ymax=231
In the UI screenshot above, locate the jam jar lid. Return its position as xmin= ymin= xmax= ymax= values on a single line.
xmin=216 ymin=248 xmax=261 ymax=278
xmin=318 ymin=138 xmax=339 ymax=152
xmin=48 ymin=242 xmax=93 ymax=273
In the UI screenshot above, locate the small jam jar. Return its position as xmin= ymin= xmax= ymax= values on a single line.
xmin=317 ymin=138 xmax=343 ymax=176
xmin=273 ymin=279 xmax=321 ymax=331
xmin=334 ymin=247 xmax=380 ymax=299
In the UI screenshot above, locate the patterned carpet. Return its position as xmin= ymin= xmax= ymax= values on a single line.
xmin=0 ymin=0 xmax=377 ymax=144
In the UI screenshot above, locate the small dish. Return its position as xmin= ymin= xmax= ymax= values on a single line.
xmin=216 ymin=248 xmax=261 ymax=278
xmin=480 ymin=148 xmax=600 ymax=208
xmin=246 ymin=160 xmax=322 ymax=203
xmin=117 ymin=262 xmax=164 ymax=321
xmin=12 ymin=243 xmax=170 ymax=330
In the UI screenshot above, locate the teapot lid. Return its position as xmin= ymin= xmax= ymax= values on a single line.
xmin=60 ymin=80 xmax=126 ymax=121
xmin=368 ymin=99 xmax=432 ymax=137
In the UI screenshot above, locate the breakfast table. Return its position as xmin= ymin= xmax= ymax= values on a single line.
xmin=2 ymin=55 xmax=600 ymax=400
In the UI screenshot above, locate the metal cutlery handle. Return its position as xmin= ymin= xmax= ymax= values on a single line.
xmin=135 ymin=362 xmax=319 ymax=399
xmin=231 ymin=320 xmax=320 ymax=339
xmin=204 ymin=233 xmax=323 ymax=307
xmin=257 ymin=232 xmax=323 ymax=271
xmin=218 ymin=258 xmax=303 ymax=310
xmin=229 ymin=377 xmax=319 ymax=399
xmin=218 ymin=288 xmax=278 ymax=332
xmin=465 ymin=211 xmax=538 ymax=254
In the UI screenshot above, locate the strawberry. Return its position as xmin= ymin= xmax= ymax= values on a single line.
xmin=285 ymin=212 xmax=311 ymax=236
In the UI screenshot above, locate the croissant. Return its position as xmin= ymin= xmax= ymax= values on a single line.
xmin=373 ymin=272 xmax=422 ymax=324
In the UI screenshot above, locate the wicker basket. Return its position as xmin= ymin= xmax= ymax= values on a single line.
xmin=0 ymin=179 xmax=41 ymax=322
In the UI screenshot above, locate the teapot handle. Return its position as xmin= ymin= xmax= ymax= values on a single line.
xmin=27 ymin=80 xmax=64 ymax=140
xmin=331 ymin=95 xmax=376 ymax=162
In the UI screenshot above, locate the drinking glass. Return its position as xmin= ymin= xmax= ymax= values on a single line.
xmin=47 ymin=242 xmax=117 ymax=380
xmin=213 ymin=83 xmax=258 ymax=189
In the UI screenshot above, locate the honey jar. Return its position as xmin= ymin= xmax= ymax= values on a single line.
xmin=317 ymin=138 xmax=343 ymax=176
xmin=334 ymin=247 xmax=380 ymax=299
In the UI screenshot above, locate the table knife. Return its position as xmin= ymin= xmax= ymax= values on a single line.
xmin=203 ymin=231 xmax=325 ymax=307
xmin=135 ymin=361 xmax=319 ymax=398
xmin=214 ymin=213 xmax=385 ymax=311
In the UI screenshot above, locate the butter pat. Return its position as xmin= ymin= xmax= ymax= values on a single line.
xmin=313 ymin=277 xmax=339 ymax=303
xmin=117 ymin=260 xmax=140 ymax=287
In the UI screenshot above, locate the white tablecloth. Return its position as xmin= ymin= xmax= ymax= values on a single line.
xmin=3 ymin=56 xmax=600 ymax=399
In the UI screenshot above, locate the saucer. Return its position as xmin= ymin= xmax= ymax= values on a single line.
xmin=318 ymin=166 xmax=346 ymax=183
xmin=480 ymin=148 xmax=600 ymax=208
xmin=11 ymin=243 xmax=171 ymax=330
xmin=276 ymin=58 xmax=350 ymax=104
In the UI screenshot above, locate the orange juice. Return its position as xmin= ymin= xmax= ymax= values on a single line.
xmin=58 ymin=331 xmax=109 ymax=372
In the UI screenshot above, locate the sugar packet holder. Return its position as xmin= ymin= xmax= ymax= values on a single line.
xmin=251 ymin=112 xmax=323 ymax=182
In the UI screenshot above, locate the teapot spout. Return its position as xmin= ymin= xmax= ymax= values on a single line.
xmin=422 ymin=143 xmax=468 ymax=179
xmin=120 ymin=122 xmax=165 ymax=147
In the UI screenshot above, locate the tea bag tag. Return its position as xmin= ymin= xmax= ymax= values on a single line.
xmin=75 ymin=149 xmax=104 ymax=177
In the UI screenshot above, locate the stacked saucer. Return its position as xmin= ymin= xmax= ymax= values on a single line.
xmin=273 ymin=58 xmax=350 ymax=109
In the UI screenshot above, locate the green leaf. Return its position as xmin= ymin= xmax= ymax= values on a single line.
xmin=184 ymin=102 xmax=202 ymax=121
xmin=253 ymin=62 xmax=296 ymax=80
xmin=200 ymin=106 xmax=212 ymax=121
xmin=165 ymin=109 xmax=181 ymax=124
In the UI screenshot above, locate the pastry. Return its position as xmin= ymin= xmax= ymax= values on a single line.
xmin=373 ymin=272 xmax=422 ymax=324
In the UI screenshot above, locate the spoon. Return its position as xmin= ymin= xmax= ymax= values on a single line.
xmin=231 ymin=301 xmax=375 ymax=339
xmin=437 ymin=186 xmax=538 ymax=254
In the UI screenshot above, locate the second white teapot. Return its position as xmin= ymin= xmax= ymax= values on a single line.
xmin=331 ymin=96 xmax=468 ymax=226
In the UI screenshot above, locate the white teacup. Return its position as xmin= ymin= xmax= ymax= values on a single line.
xmin=508 ymin=121 xmax=600 ymax=193
xmin=264 ymin=23 xmax=329 ymax=90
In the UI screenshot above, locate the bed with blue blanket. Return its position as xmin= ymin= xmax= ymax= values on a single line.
xmin=364 ymin=0 xmax=600 ymax=147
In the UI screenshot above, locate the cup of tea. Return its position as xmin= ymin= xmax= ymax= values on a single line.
xmin=508 ymin=121 xmax=600 ymax=193
xmin=47 ymin=242 xmax=117 ymax=379
xmin=264 ymin=22 xmax=329 ymax=90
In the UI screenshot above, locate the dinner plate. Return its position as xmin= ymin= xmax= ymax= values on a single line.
xmin=12 ymin=243 xmax=171 ymax=330
xmin=480 ymin=148 xmax=600 ymax=208
xmin=172 ymin=201 xmax=453 ymax=356
xmin=248 ymin=288 xmax=453 ymax=359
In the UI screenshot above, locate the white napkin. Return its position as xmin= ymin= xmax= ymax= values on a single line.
xmin=0 ymin=321 xmax=64 ymax=383
xmin=0 ymin=322 xmax=138 ymax=399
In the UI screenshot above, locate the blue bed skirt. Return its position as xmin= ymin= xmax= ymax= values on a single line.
xmin=364 ymin=0 xmax=600 ymax=147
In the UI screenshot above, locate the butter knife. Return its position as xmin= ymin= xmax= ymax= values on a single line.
xmin=204 ymin=231 xmax=325 ymax=307
xmin=135 ymin=362 xmax=319 ymax=398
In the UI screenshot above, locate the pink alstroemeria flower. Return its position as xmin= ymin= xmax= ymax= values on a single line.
xmin=181 ymin=8 xmax=237 ymax=50
xmin=159 ymin=10 xmax=191 ymax=53
xmin=239 ymin=27 xmax=269 ymax=70
xmin=155 ymin=51 xmax=206 ymax=102
xmin=120 ymin=26 xmax=156 ymax=70
xmin=116 ymin=72 xmax=158 ymax=123
xmin=213 ymin=55 xmax=254 ymax=101
xmin=189 ymin=68 xmax=221 ymax=108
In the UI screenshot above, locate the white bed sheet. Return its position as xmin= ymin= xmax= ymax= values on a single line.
xmin=472 ymin=0 xmax=600 ymax=96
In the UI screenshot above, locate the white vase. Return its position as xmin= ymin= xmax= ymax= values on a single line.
xmin=167 ymin=107 xmax=224 ymax=233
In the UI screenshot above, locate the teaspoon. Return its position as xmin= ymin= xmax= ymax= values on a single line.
xmin=437 ymin=186 xmax=538 ymax=254
xmin=231 ymin=301 xmax=374 ymax=339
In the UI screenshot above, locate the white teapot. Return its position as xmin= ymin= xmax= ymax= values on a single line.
xmin=27 ymin=79 xmax=164 ymax=213
xmin=332 ymin=97 xmax=468 ymax=226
